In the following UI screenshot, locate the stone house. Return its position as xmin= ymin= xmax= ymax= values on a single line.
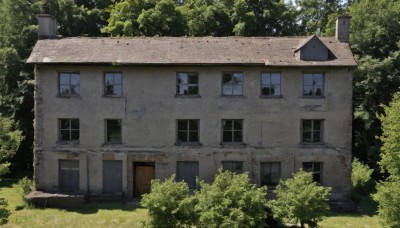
xmin=27 ymin=15 xmax=356 ymax=207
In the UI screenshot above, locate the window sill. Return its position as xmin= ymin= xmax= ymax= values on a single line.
xmin=302 ymin=96 xmax=325 ymax=99
xmin=103 ymin=95 xmax=124 ymax=98
xmin=260 ymin=95 xmax=283 ymax=99
xmin=57 ymin=95 xmax=81 ymax=99
xmin=57 ymin=141 xmax=80 ymax=145
xmin=299 ymin=143 xmax=325 ymax=148
xmin=175 ymin=142 xmax=203 ymax=147
xmin=221 ymin=95 xmax=245 ymax=98
xmin=175 ymin=94 xmax=201 ymax=98
xmin=220 ymin=142 xmax=246 ymax=148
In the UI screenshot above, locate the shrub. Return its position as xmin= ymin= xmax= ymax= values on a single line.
xmin=0 ymin=198 xmax=10 ymax=225
xmin=373 ymin=180 xmax=400 ymax=228
xmin=17 ymin=177 xmax=34 ymax=198
xmin=141 ymin=175 xmax=196 ymax=227
xmin=195 ymin=170 xmax=268 ymax=228
xmin=268 ymin=170 xmax=332 ymax=228
xmin=352 ymin=158 xmax=374 ymax=192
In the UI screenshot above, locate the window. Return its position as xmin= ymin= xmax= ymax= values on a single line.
xmin=106 ymin=119 xmax=122 ymax=143
xmin=104 ymin=72 xmax=122 ymax=96
xmin=260 ymin=162 xmax=281 ymax=186
xmin=222 ymin=72 xmax=243 ymax=95
xmin=177 ymin=161 xmax=199 ymax=189
xmin=176 ymin=72 xmax=199 ymax=96
xmin=59 ymin=72 xmax=80 ymax=96
xmin=177 ymin=120 xmax=199 ymax=143
xmin=261 ymin=72 xmax=281 ymax=97
xmin=302 ymin=119 xmax=323 ymax=143
xmin=59 ymin=119 xmax=79 ymax=142
xmin=303 ymin=162 xmax=323 ymax=184
xmin=222 ymin=161 xmax=243 ymax=174
xmin=303 ymin=73 xmax=324 ymax=96
xmin=222 ymin=119 xmax=243 ymax=143
xmin=59 ymin=160 xmax=79 ymax=191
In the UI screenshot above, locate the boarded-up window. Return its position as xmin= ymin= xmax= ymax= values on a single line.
xmin=59 ymin=160 xmax=79 ymax=191
xmin=103 ymin=160 xmax=123 ymax=193
xmin=260 ymin=162 xmax=281 ymax=186
xmin=177 ymin=161 xmax=199 ymax=189
xmin=222 ymin=161 xmax=243 ymax=174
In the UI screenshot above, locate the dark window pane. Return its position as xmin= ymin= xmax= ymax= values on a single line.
xmin=315 ymin=86 xmax=323 ymax=96
xmin=60 ymin=119 xmax=70 ymax=129
xmin=233 ymin=120 xmax=242 ymax=130
xmin=303 ymin=86 xmax=313 ymax=96
xmin=262 ymin=86 xmax=271 ymax=95
xmin=188 ymin=74 xmax=198 ymax=84
xmin=233 ymin=131 xmax=242 ymax=142
xmin=313 ymin=173 xmax=321 ymax=183
xmin=70 ymin=85 xmax=79 ymax=95
xmin=71 ymin=130 xmax=79 ymax=140
xmin=313 ymin=120 xmax=321 ymax=130
xmin=303 ymin=162 xmax=313 ymax=171
xmin=303 ymin=120 xmax=312 ymax=131
xmin=60 ymin=85 xmax=70 ymax=95
xmin=303 ymin=132 xmax=312 ymax=142
xmin=71 ymin=119 xmax=79 ymax=129
xmin=107 ymin=120 xmax=121 ymax=142
xmin=189 ymin=132 xmax=199 ymax=142
xmin=60 ymin=130 xmax=70 ymax=141
xmin=188 ymin=85 xmax=198 ymax=95
xmin=178 ymin=120 xmax=188 ymax=131
xmin=105 ymin=85 xmax=114 ymax=95
xmin=178 ymin=131 xmax=188 ymax=142
xmin=313 ymin=131 xmax=321 ymax=142
xmin=223 ymin=120 xmax=232 ymax=130
xmin=222 ymin=74 xmax=232 ymax=84
xmin=314 ymin=163 xmax=321 ymax=171
xmin=223 ymin=131 xmax=232 ymax=142
xmin=189 ymin=120 xmax=199 ymax=130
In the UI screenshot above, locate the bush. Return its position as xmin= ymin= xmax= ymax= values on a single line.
xmin=0 ymin=198 xmax=10 ymax=225
xmin=195 ymin=170 xmax=268 ymax=228
xmin=268 ymin=170 xmax=332 ymax=228
xmin=373 ymin=180 xmax=400 ymax=228
xmin=141 ymin=175 xmax=196 ymax=227
xmin=17 ymin=177 xmax=34 ymax=198
xmin=352 ymin=158 xmax=374 ymax=192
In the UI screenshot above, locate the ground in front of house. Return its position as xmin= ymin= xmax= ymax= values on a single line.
xmin=0 ymin=179 xmax=379 ymax=228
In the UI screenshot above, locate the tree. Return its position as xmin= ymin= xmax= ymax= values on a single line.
xmin=268 ymin=170 xmax=331 ymax=228
xmin=350 ymin=0 xmax=400 ymax=166
xmin=373 ymin=181 xmax=400 ymax=228
xmin=141 ymin=175 xmax=196 ymax=227
xmin=195 ymin=170 xmax=268 ymax=228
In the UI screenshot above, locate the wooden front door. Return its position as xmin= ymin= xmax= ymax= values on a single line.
xmin=134 ymin=163 xmax=155 ymax=197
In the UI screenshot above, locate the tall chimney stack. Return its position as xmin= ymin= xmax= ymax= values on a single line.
xmin=336 ymin=15 xmax=351 ymax=43
xmin=38 ymin=14 xmax=57 ymax=39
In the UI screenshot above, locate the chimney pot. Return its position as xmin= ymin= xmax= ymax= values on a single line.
xmin=38 ymin=14 xmax=57 ymax=39
xmin=336 ymin=15 xmax=351 ymax=43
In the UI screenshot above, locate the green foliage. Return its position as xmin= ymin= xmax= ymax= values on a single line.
xmin=352 ymin=158 xmax=374 ymax=191
xmin=141 ymin=175 xmax=196 ymax=227
xmin=269 ymin=170 xmax=331 ymax=228
xmin=17 ymin=177 xmax=34 ymax=198
xmin=195 ymin=170 xmax=268 ymax=228
xmin=0 ymin=198 xmax=10 ymax=225
xmin=0 ymin=114 xmax=23 ymax=177
xmin=373 ymin=180 xmax=400 ymax=228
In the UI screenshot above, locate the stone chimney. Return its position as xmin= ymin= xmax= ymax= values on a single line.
xmin=38 ymin=14 xmax=57 ymax=39
xmin=336 ymin=15 xmax=351 ymax=43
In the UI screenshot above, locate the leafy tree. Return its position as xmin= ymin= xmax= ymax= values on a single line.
xmin=268 ymin=170 xmax=331 ymax=228
xmin=373 ymin=181 xmax=400 ymax=228
xmin=138 ymin=0 xmax=186 ymax=36
xmin=141 ymin=175 xmax=196 ymax=227
xmin=350 ymin=0 xmax=400 ymax=165
xmin=195 ymin=170 xmax=268 ymax=228
xmin=351 ymin=158 xmax=373 ymax=192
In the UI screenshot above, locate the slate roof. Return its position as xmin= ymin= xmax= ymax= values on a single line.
xmin=27 ymin=36 xmax=357 ymax=67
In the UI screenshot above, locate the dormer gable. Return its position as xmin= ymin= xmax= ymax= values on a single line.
xmin=294 ymin=35 xmax=335 ymax=61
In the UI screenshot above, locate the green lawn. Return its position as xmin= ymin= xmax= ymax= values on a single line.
xmin=0 ymin=179 xmax=380 ymax=228
xmin=0 ymin=179 xmax=147 ymax=228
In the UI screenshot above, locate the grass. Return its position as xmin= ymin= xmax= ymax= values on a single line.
xmin=0 ymin=179 xmax=380 ymax=228
xmin=0 ymin=179 xmax=147 ymax=228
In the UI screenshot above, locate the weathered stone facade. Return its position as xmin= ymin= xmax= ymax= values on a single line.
xmin=33 ymin=64 xmax=353 ymax=201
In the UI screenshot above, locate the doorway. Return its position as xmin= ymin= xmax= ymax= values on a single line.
xmin=133 ymin=162 xmax=155 ymax=197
